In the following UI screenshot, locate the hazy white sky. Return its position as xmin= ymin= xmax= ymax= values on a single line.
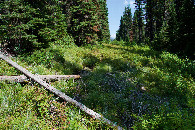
xmin=107 ymin=0 xmax=135 ymax=39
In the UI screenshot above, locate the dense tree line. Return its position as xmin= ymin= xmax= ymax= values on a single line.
xmin=116 ymin=0 xmax=195 ymax=59
xmin=64 ymin=0 xmax=110 ymax=46
xmin=0 ymin=0 xmax=69 ymax=54
xmin=0 ymin=0 xmax=110 ymax=53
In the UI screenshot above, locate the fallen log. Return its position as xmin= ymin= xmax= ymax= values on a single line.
xmin=0 ymin=53 xmax=122 ymax=129
xmin=0 ymin=75 xmax=80 ymax=82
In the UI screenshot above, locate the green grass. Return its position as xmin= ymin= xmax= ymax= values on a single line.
xmin=0 ymin=59 xmax=114 ymax=129
xmin=0 ymin=41 xmax=194 ymax=129
xmin=0 ymin=80 xmax=112 ymax=129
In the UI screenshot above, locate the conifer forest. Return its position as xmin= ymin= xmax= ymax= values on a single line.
xmin=0 ymin=0 xmax=194 ymax=129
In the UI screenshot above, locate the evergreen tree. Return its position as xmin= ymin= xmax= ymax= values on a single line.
xmin=64 ymin=0 xmax=110 ymax=46
xmin=116 ymin=0 xmax=194 ymax=58
xmin=169 ymin=0 xmax=195 ymax=58
xmin=97 ymin=0 xmax=110 ymax=42
xmin=135 ymin=0 xmax=144 ymax=43
xmin=143 ymin=0 xmax=194 ymax=58
xmin=1 ymin=0 xmax=110 ymax=50
xmin=145 ymin=0 xmax=154 ymax=41
xmin=0 ymin=0 xmax=70 ymax=54
xmin=116 ymin=5 xmax=133 ymax=42
xmin=116 ymin=16 xmax=124 ymax=41
xmin=145 ymin=0 xmax=167 ymax=47
xmin=132 ymin=10 xmax=139 ymax=42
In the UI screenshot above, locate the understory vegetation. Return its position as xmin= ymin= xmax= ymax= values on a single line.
xmin=0 ymin=41 xmax=194 ymax=129
xmin=0 ymin=0 xmax=194 ymax=129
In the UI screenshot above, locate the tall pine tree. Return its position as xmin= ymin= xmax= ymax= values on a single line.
xmin=0 ymin=0 xmax=70 ymax=53
xmin=143 ymin=0 xmax=194 ymax=58
xmin=64 ymin=0 xmax=110 ymax=46
xmin=168 ymin=0 xmax=195 ymax=58
xmin=134 ymin=0 xmax=144 ymax=43
xmin=116 ymin=5 xmax=133 ymax=43
xmin=132 ymin=9 xmax=139 ymax=42
xmin=145 ymin=0 xmax=154 ymax=41
xmin=97 ymin=0 xmax=110 ymax=42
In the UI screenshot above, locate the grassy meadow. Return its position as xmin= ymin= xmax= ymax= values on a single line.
xmin=0 ymin=41 xmax=194 ymax=129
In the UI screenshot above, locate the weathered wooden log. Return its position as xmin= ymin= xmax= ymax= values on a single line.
xmin=0 ymin=75 xmax=80 ymax=82
xmin=0 ymin=75 xmax=27 ymax=82
xmin=0 ymin=53 xmax=122 ymax=130
xmin=38 ymin=75 xmax=80 ymax=81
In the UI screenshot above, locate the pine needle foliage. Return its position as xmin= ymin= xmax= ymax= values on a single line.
xmin=0 ymin=0 xmax=110 ymax=51
xmin=116 ymin=0 xmax=194 ymax=59
xmin=116 ymin=5 xmax=133 ymax=43
xmin=64 ymin=0 xmax=110 ymax=46
xmin=0 ymin=0 xmax=72 ymax=54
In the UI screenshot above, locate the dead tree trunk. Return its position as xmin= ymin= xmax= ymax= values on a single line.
xmin=0 ymin=75 xmax=80 ymax=82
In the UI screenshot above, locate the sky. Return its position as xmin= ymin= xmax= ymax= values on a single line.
xmin=107 ymin=0 xmax=135 ymax=39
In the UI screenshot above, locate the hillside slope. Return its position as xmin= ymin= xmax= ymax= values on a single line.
xmin=0 ymin=42 xmax=194 ymax=129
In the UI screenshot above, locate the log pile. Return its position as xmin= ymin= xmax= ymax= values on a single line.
xmin=0 ymin=53 xmax=122 ymax=129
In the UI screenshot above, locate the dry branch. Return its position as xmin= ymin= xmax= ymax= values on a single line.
xmin=0 ymin=53 xmax=122 ymax=130
xmin=0 ymin=75 xmax=80 ymax=82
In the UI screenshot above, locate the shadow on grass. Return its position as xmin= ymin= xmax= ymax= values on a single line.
xmin=103 ymin=44 xmax=195 ymax=78
xmin=50 ymin=49 xmax=82 ymax=74
xmin=18 ymin=48 xmax=82 ymax=75
xmin=72 ymin=53 xmax=191 ymax=128
xmin=77 ymin=66 xmax=165 ymax=129
xmin=15 ymin=44 xmax=192 ymax=129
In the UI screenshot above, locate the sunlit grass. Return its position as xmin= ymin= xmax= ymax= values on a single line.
xmin=0 ymin=41 xmax=194 ymax=129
